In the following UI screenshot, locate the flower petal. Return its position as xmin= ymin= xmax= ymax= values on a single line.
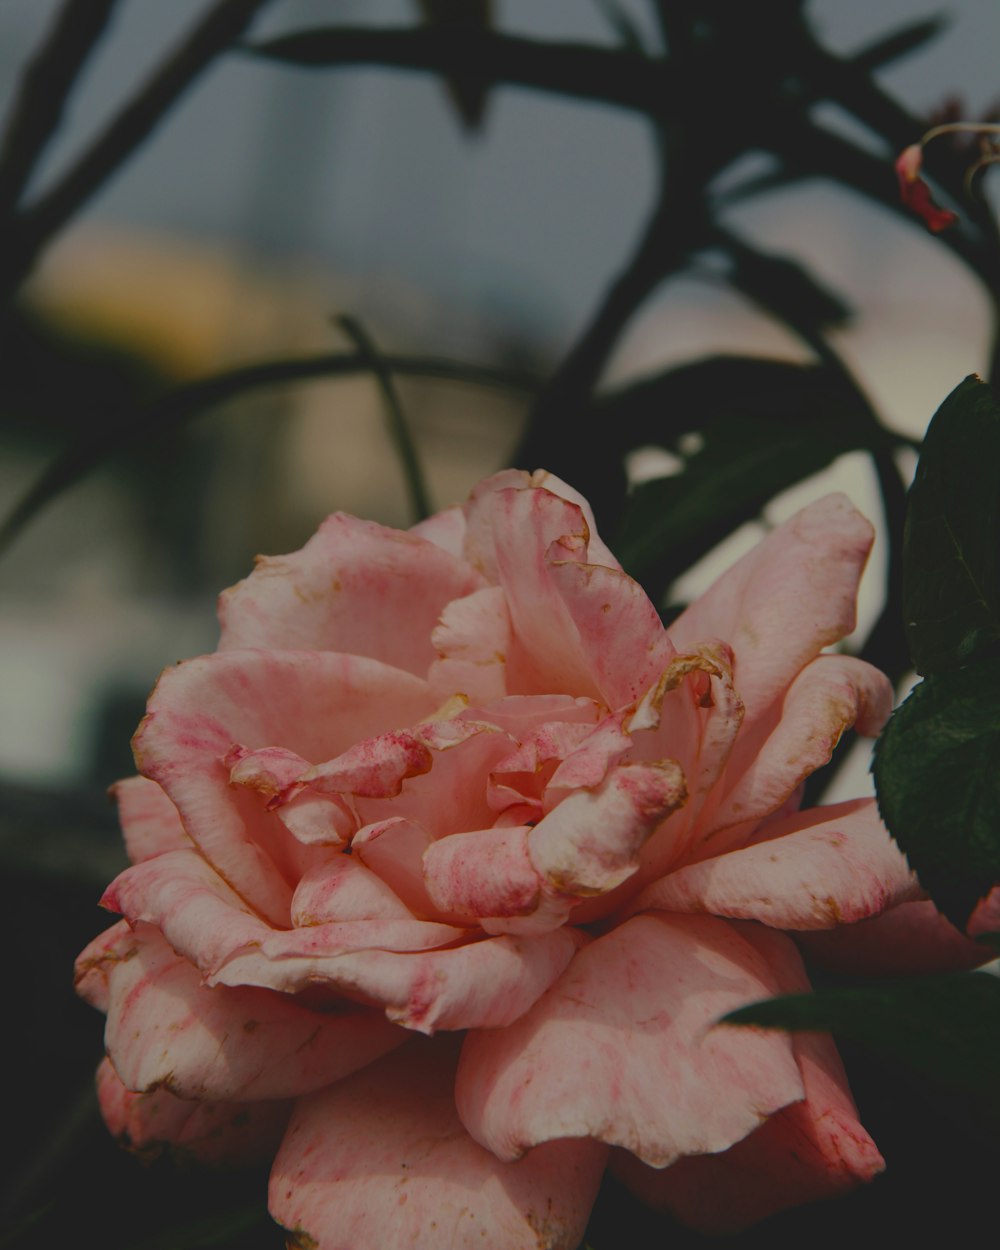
xmin=269 ymin=1037 xmax=607 ymax=1250
xmin=113 ymin=776 xmax=190 ymax=864
xmin=96 ymin=1058 xmax=291 ymax=1167
xmin=409 ymin=503 xmax=466 ymax=557
xmin=104 ymin=924 xmax=406 ymax=1101
xmin=704 ymin=654 xmax=892 ymax=846
xmin=456 ymin=913 xmax=803 ymax=1166
xmin=215 ymin=926 xmax=584 ymax=1034
xmin=218 ymin=512 xmax=483 ymax=674
xmin=429 ymin=585 xmax=511 ymax=704
xmin=633 ymin=798 xmax=921 ymax=929
xmin=528 ymin=761 xmax=687 ymax=896
xmin=612 ymin=925 xmax=883 ymax=1232
xmin=668 ymin=495 xmax=874 ymax=722
xmin=291 ymin=852 xmax=415 ymax=925
xmin=133 ymin=649 xmax=435 ymax=922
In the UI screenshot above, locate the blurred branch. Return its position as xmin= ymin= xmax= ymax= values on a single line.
xmin=246 ymin=25 xmax=665 ymax=115
xmin=0 ymin=0 xmax=120 ymax=218
xmin=0 ymin=0 xmax=275 ymax=300
xmin=0 ymin=351 xmax=540 ymax=559
xmin=336 ymin=315 xmax=433 ymax=522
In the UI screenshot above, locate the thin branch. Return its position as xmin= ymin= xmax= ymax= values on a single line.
xmin=0 ymin=0 xmax=275 ymax=299
xmin=246 ymin=25 xmax=665 ymax=116
xmin=0 ymin=0 xmax=120 ymax=217
xmin=0 ymin=350 xmax=540 ymax=558
xmin=336 ymin=315 xmax=433 ymax=522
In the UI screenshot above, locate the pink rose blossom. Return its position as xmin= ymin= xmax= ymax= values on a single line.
xmin=76 ymin=469 xmax=965 ymax=1246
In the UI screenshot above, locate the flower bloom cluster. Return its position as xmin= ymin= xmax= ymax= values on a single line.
xmin=77 ymin=470 xmax=958 ymax=1247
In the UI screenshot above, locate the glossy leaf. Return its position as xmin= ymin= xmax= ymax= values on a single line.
xmin=903 ymin=375 xmax=1000 ymax=675
xmin=873 ymin=658 xmax=1000 ymax=928
xmin=724 ymin=971 xmax=1000 ymax=1109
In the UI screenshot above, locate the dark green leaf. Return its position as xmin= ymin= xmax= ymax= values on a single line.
xmin=903 ymin=375 xmax=1000 ymax=675
xmin=608 ymin=356 xmax=880 ymax=596
xmin=122 ymin=1203 xmax=269 ymax=1250
xmin=727 ymin=244 xmax=851 ymax=332
xmin=724 ymin=972 xmax=1000 ymax=1108
xmin=873 ymin=657 xmax=1000 ymax=927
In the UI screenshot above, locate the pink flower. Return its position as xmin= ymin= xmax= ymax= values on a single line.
xmin=77 ymin=470 xmax=950 ymax=1245
xmin=895 ymin=143 xmax=959 ymax=232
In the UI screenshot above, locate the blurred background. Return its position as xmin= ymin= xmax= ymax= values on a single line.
xmin=2 ymin=3 xmax=1000 ymax=1244
xmin=1 ymin=0 xmax=998 ymax=813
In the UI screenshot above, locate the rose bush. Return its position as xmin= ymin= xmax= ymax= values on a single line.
xmin=76 ymin=469 xmax=960 ymax=1247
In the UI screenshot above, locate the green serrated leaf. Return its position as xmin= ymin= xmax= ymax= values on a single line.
xmin=873 ymin=657 xmax=1000 ymax=927
xmin=724 ymin=971 xmax=1000 ymax=1107
xmin=903 ymin=374 xmax=1000 ymax=675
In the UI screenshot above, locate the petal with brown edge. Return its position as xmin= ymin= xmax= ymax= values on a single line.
xmin=455 ymin=913 xmax=803 ymax=1167
xmin=668 ymin=495 xmax=874 ymax=723
xmin=113 ymin=776 xmax=190 ymax=864
xmin=268 ymin=1036 xmax=607 ymax=1250
xmin=96 ymin=1058 xmax=291 ymax=1168
xmin=632 ymin=798 xmax=920 ymax=930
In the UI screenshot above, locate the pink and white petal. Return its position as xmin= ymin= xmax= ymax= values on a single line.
xmin=113 ymin=776 xmax=190 ymax=864
xmin=355 ymin=723 xmax=515 ymax=840
xmin=613 ymin=927 xmax=882 ymax=1232
xmin=74 ymin=918 xmax=135 ymax=1012
xmin=528 ymin=761 xmax=687 ymax=897
xmin=633 ymin=798 xmax=921 ymax=930
xmin=214 ymin=927 xmax=583 ymax=1034
xmin=353 ymin=817 xmax=439 ymax=917
xmin=464 ymin=693 xmax=601 ymax=738
xmin=409 ymin=503 xmax=466 ymax=558
xmin=105 ymin=924 xmax=406 ymax=1101
xmin=488 ymin=485 xmax=607 ymax=698
xmin=542 ymin=714 xmax=633 ymax=809
xmin=269 ymin=1037 xmax=607 ymax=1250
xmin=706 ymin=654 xmax=893 ymax=844
xmin=626 ymin=645 xmax=745 ymax=876
xmin=797 ymin=899 xmax=998 ymax=975
xmin=528 ymin=468 xmax=621 ymax=570
xmin=218 ymin=512 xmax=483 ymax=674
xmin=429 ymin=585 xmax=511 ymax=704
xmin=422 ymin=823 xmax=574 ymax=934
xmin=456 ymin=913 xmax=803 ymax=1167
xmin=547 ymin=559 xmax=675 ymax=709
xmin=291 ymin=853 xmax=415 ymax=925
xmin=101 ymin=847 xmax=274 ymax=977
xmin=97 ymin=1058 xmax=291 ymax=1168
xmin=461 ymin=469 xmax=536 ymax=581
xmin=669 ymin=495 xmax=874 ymax=722
xmin=304 ymin=729 xmax=432 ymax=797
xmin=134 ymin=649 xmax=435 ymax=922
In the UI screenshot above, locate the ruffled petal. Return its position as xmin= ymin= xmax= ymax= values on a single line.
xmin=612 ymin=925 xmax=883 ymax=1232
xmin=456 ymin=913 xmax=803 ymax=1166
xmin=74 ymin=918 xmax=134 ymax=1012
xmin=704 ymin=654 xmax=892 ymax=847
xmin=269 ymin=1037 xmax=607 ymax=1250
xmin=409 ymin=503 xmax=466 ymax=557
xmin=133 ymin=649 xmax=435 ymax=922
xmin=214 ymin=926 xmax=584 ymax=1034
xmin=633 ymin=798 xmax=921 ymax=929
xmin=291 ymin=852 xmax=415 ymax=925
xmin=428 ymin=585 xmax=511 ymax=704
xmin=96 ymin=1058 xmax=291 ymax=1167
xmin=103 ymin=924 xmax=406 ymax=1101
xmin=218 ymin=512 xmax=483 ymax=674
xmin=113 ymin=776 xmax=190 ymax=864
xmin=669 ymin=495 xmax=874 ymax=722
xmin=528 ymin=761 xmax=686 ymax=897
